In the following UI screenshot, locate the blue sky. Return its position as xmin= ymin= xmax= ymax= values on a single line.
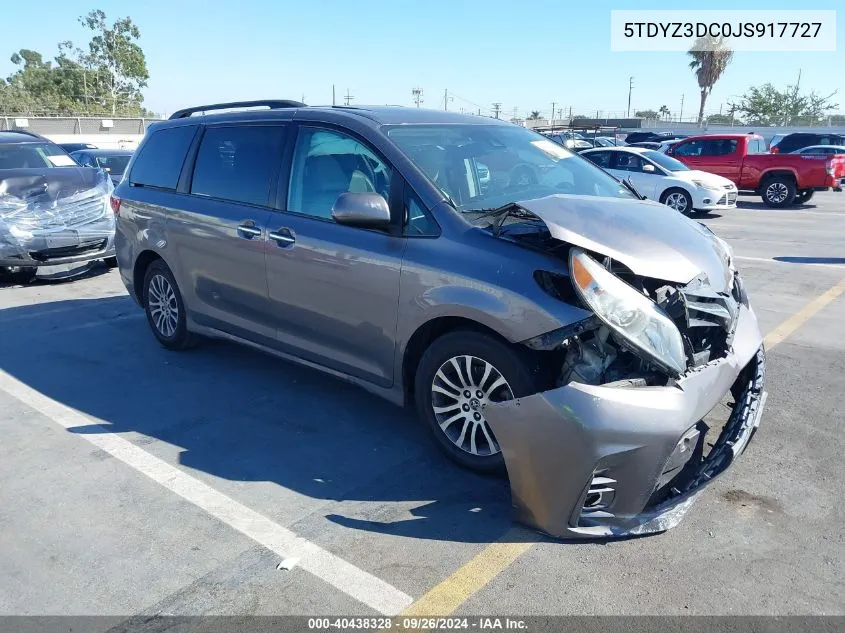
xmin=2 ymin=1 xmax=842 ymax=118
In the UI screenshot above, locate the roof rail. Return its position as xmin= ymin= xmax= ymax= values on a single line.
xmin=168 ymin=100 xmax=306 ymax=120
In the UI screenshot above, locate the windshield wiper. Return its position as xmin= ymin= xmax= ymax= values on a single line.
xmin=622 ymin=177 xmax=646 ymax=200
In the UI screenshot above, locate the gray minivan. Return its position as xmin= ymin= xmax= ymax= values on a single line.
xmin=113 ymin=101 xmax=766 ymax=538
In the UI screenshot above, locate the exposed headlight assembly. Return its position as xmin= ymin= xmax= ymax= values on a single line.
xmin=570 ymin=248 xmax=686 ymax=376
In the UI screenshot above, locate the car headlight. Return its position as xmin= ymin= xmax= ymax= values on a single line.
xmin=691 ymin=179 xmax=716 ymax=189
xmin=570 ymin=248 xmax=686 ymax=375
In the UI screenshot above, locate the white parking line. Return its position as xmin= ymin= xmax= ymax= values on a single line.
xmin=0 ymin=369 xmax=413 ymax=616
xmin=735 ymin=255 xmax=845 ymax=269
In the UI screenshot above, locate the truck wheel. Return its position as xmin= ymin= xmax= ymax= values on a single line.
xmin=761 ymin=176 xmax=796 ymax=208
xmin=796 ymin=189 xmax=815 ymax=204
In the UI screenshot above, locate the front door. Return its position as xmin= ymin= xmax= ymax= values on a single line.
xmin=264 ymin=126 xmax=405 ymax=387
xmin=168 ymin=123 xmax=287 ymax=341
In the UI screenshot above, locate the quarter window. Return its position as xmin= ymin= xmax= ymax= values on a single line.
xmin=190 ymin=126 xmax=285 ymax=206
xmin=130 ymin=125 xmax=197 ymax=190
xmin=287 ymin=128 xmax=392 ymax=220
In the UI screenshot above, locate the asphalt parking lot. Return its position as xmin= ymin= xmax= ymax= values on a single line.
xmin=1 ymin=192 xmax=843 ymax=619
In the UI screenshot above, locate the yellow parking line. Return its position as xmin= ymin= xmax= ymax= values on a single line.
xmin=403 ymin=276 xmax=845 ymax=617
xmin=401 ymin=528 xmax=534 ymax=617
xmin=763 ymin=278 xmax=845 ymax=348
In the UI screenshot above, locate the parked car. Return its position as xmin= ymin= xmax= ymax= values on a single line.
xmin=627 ymin=141 xmax=663 ymax=150
xmin=545 ymin=132 xmax=593 ymax=151
xmin=666 ymin=133 xmax=845 ymax=207
xmin=591 ymin=136 xmax=626 ymax=147
xmin=58 ymin=142 xmax=99 ymax=153
xmin=790 ymin=145 xmax=845 ymax=156
xmin=624 ymin=131 xmax=688 ymax=145
xmin=70 ymin=148 xmax=134 ymax=185
xmin=581 ymin=147 xmax=737 ymax=214
xmin=0 ymin=130 xmax=116 ymax=282
xmin=770 ymin=132 xmax=845 ymax=154
xmin=114 ymin=100 xmax=767 ymax=539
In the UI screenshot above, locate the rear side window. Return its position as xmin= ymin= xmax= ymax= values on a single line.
xmin=584 ymin=151 xmax=613 ymax=168
xmin=191 ymin=126 xmax=285 ymax=207
xmin=130 ymin=126 xmax=196 ymax=189
xmin=747 ymin=138 xmax=766 ymax=154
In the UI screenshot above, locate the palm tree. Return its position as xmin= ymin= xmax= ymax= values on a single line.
xmin=659 ymin=105 xmax=671 ymax=120
xmin=528 ymin=110 xmax=541 ymax=120
xmin=688 ymin=36 xmax=734 ymax=125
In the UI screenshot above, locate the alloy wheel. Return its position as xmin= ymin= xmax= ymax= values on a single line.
xmin=766 ymin=182 xmax=789 ymax=204
xmin=148 ymin=273 xmax=179 ymax=338
xmin=430 ymin=355 xmax=514 ymax=456
xmin=665 ymin=192 xmax=689 ymax=213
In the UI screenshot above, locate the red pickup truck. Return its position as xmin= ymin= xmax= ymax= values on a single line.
xmin=665 ymin=133 xmax=845 ymax=207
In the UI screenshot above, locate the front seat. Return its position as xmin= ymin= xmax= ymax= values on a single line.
xmin=299 ymin=155 xmax=352 ymax=218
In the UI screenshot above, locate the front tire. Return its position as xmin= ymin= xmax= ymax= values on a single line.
xmin=142 ymin=260 xmax=197 ymax=351
xmin=414 ymin=331 xmax=540 ymax=473
xmin=761 ymin=176 xmax=796 ymax=208
xmin=660 ymin=188 xmax=694 ymax=215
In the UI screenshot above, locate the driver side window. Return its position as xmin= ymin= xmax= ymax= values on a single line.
xmin=287 ymin=128 xmax=392 ymax=220
xmin=615 ymin=153 xmax=645 ymax=172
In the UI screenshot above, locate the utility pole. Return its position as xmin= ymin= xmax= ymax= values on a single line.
xmin=412 ymin=87 xmax=423 ymax=108
xmin=512 ymin=106 xmax=518 ymax=120
xmin=344 ymin=89 xmax=354 ymax=106
xmin=627 ymin=76 xmax=634 ymax=117
xmin=568 ymin=106 xmax=572 ymax=119
xmin=332 ymin=85 xmax=336 ymax=106
xmin=492 ymin=102 xmax=502 ymax=119
xmin=679 ymin=94 xmax=684 ymax=121
xmin=443 ymin=88 xmax=448 ymax=111
xmin=551 ymin=101 xmax=556 ymax=125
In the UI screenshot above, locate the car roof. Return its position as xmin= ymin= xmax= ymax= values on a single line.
xmin=155 ymin=104 xmax=513 ymax=130
xmin=800 ymin=145 xmax=845 ymax=150
xmin=583 ymin=146 xmax=651 ymax=154
xmin=71 ymin=148 xmax=134 ymax=156
xmin=0 ymin=130 xmax=48 ymax=144
xmin=679 ymin=133 xmax=761 ymax=140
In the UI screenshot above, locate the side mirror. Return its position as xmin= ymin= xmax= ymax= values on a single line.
xmin=642 ymin=164 xmax=656 ymax=173
xmin=331 ymin=192 xmax=391 ymax=229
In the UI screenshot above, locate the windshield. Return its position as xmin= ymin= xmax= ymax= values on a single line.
xmin=94 ymin=154 xmax=131 ymax=175
xmin=0 ymin=142 xmax=76 ymax=169
xmin=642 ymin=150 xmax=689 ymax=172
xmin=387 ymin=124 xmax=634 ymax=212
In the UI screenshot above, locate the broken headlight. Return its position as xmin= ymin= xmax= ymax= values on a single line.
xmin=570 ymin=248 xmax=686 ymax=376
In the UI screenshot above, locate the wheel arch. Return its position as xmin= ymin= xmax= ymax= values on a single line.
xmin=401 ymin=316 xmax=512 ymax=406
xmin=133 ymin=249 xmax=165 ymax=303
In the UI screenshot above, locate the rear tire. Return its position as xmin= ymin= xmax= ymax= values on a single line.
xmin=761 ymin=176 xmax=797 ymax=208
xmin=142 ymin=259 xmax=197 ymax=351
xmin=796 ymin=189 xmax=815 ymax=204
xmin=414 ymin=331 xmax=541 ymax=473
xmin=0 ymin=266 xmax=37 ymax=284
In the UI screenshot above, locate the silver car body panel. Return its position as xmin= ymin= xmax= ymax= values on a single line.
xmin=517 ymin=195 xmax=734 ymax=292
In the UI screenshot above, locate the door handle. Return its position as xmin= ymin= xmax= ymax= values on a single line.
xmin=237 ymin=223 xmax=262 ymax=238
xmin=268 ymin=228 xmax=296 ymax=246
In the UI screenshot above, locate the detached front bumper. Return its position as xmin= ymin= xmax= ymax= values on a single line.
xmin=485 ymin=302 xmax=766 ymax=539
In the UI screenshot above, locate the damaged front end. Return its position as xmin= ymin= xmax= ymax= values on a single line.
xmin=480 ymin=197 xmax=767 ymax=538
xmin=0 ymin=168 xmax=115 ymax=278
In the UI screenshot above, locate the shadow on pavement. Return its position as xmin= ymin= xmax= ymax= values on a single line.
xmin=773 ymin=256 xmax=845 ymax=265
xmin=0 ymin=295 xmax=533 ymax=545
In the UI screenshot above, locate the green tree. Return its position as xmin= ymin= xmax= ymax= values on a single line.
xmin=706 ymin=113 xmax=734 ymax=124
xmin=527 ymin=110 xmax=541 ymax=120
xmin=635 ymin=109 xmax=659 ymax=119
xmin=688 ymin=36 xmax=734 ymax=125
xmin=830 ymin=114 xmax=845 ymax=125
xmin=658 ymin=105 xmax=671 ymax=119
xmin=735 ymin=82 xmax=838 ymax=126
xmin=77 ymin=9 xmax=149 ymax=115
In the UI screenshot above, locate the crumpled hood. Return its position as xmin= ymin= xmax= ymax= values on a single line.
xmin=0 ymin=167 xmax=103 ymax=201
xmin=516 ymin=194 xmax=733 ymax=292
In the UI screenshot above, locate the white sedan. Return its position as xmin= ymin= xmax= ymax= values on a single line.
xmin=581 ymin=146 xmax=738 ymax=214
